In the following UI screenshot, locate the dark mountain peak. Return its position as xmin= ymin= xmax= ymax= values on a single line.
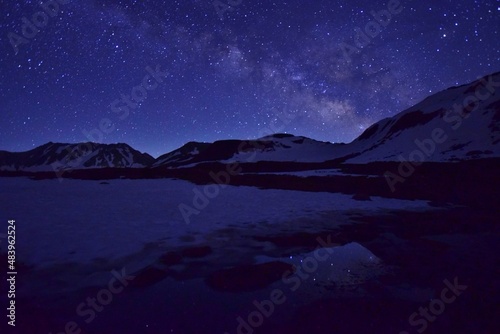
xmin=0 ymin=141 xmax=154 ymax=171
xmin=182 ymin=141 xmax=210 ymax=149
xmin=268 ymin=133 xmax=295 ymax=139
xmin=154 ymin=141 xmax=212 ymax=167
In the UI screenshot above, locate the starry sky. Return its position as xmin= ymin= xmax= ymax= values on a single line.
xmin=0 ymin=0 xmax=499 ymax=157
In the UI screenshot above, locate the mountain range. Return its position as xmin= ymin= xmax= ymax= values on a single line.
xmin=1 ymin=71 xmax=499 ymax=173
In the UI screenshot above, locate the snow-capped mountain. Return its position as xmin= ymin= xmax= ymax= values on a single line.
xmin=344 ymin=72 xmax=500 ymax=163
xmin=152 ymin=72 xmax=499 ymax=167
xmin=1 ymin=72 xmax=499 ymax=173
xmin=0 ymin=142 xmax=154 ymax=172
xmin=153 ymin=134 xmax=349 ymax=168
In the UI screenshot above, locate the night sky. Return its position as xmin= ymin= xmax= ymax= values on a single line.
xmin=1 ymin=0 xmax=498 ymax=157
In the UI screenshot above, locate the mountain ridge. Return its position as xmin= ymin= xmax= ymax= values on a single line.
xmin=0 ymin=142 xmax=154 ymax=172
xmin=1 ymin=71 xmax=499 ymax=172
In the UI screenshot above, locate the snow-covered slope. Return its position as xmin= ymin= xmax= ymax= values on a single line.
xmin=153 ymin=133 xmax=350 ymax=168
xmin=344 ymin=72 xmax=500 ymax=163
xmin=221 ymin=134 xmax=349 ymax=163
xmin=153 ymin=141 xmax=211 ymax=167
xmin=0 ymin=142 xmax=154 ymax=171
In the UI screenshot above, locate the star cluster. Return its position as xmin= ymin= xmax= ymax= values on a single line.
xmin=0 ymin=0 xmax=498 ymax=157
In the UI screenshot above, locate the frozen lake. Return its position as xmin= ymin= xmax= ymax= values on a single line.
xmin=4 ymin=177 xmax=494 ymax=334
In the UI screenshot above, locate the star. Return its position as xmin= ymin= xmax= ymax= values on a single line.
xmin=0 ymin=1 xmax=497 ymax=155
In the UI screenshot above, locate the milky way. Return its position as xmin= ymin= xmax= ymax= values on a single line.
xmin=1 ymin=0 xmax=498 ymax=157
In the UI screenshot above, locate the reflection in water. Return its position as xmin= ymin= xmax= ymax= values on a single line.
xmin=255 ymin=242 xmax=387 ymax=297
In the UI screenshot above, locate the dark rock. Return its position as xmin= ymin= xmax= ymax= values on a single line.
xmin=131 ymin=266 xmax=170 ymax=288
xmin=181 ymin=246 xmax=212 ymax=258
xmin=159 ymin=252 xmax=183 ymax=265
xmin=206 ymin=261 xmax=295 ymax=292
